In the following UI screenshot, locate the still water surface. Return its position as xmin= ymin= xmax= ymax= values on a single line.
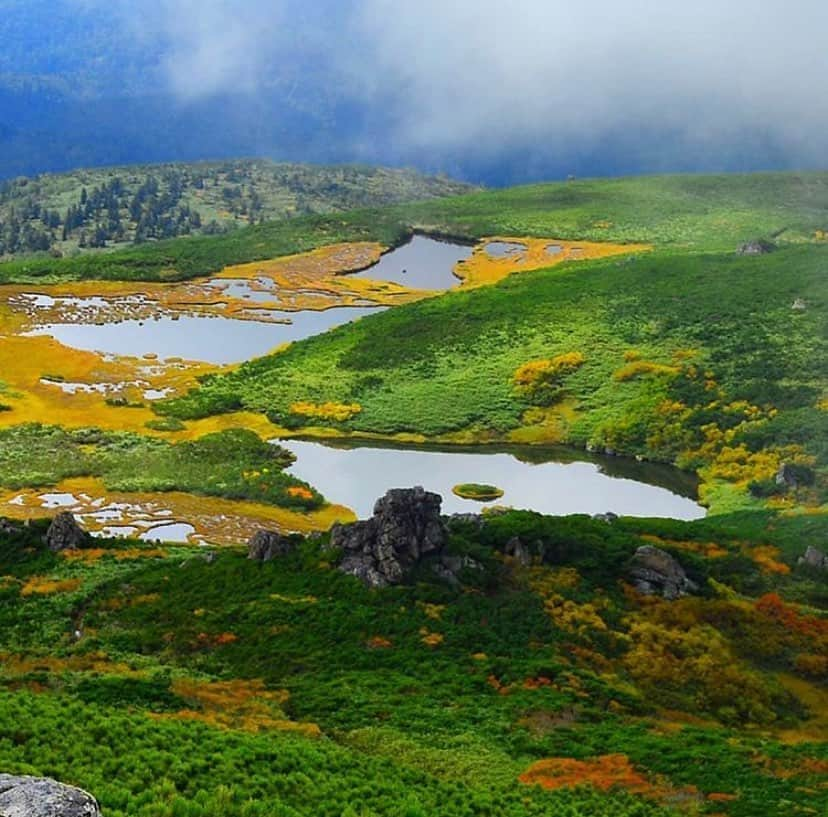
xmin=281 ymin=439 xmax=704 ymax=520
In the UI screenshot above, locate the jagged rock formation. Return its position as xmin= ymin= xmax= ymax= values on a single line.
xmin=44 ymin=512 xmax=87 ymax=552
xmin=332 ymin=487 xmax=446 ymax=587
xmin=0 ymin=775 xmax=100 ymax=817
xmin=798 ymin=545 xmax=828 ymax=571
xmin=626 ymin=546 xmax=697 ymax=600
xmin=248 ymin=530 xmax=296 ymax=561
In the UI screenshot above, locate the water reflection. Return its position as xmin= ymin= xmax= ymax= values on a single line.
xmin=280 ymin=439 xmax=704 ymax=520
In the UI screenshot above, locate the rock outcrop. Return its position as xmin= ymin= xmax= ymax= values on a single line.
xmin=798 ymin=545 xmax=828 ymax=571
xmin=737 ymin=239 xmax=775 ymax=256
xmin=248 ymin=530 xmax=296 ymax=561
xmin=775 ymin=463 xmax=813 ymax=489
xmin=0 ymin=775 xmax=100 ymax=817
xmin=626 ymin=546 xmax=697 ymax=600
xmin=44 ymin=512 xmax=87 ymax=552
xmin=332 ymin=487 xmax=446 ymax=587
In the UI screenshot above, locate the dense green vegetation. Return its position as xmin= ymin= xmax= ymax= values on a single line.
xmin=0 ymin=159 xmax=472 ymax=260
xmin=3 ymin=171 xmax=828 ymax=283
xmin=0 ymin=510 xmax=824 ymax=817
xmin=0 ymin=426 xmax=321 ymax=509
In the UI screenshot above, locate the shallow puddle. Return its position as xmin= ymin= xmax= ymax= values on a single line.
xmin=484 ymin=241 xmax=527 ymax=258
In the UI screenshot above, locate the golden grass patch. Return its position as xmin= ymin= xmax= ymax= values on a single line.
xmin=455 ymin=237 xmax=651 ymax=288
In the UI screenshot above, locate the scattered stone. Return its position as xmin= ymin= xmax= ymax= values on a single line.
xmin=0 ymin=774 xmax=100 ymax=817
xmin=798 ymin=545 xmax=828 ymax=571
xmin=737 ymin=239 xmax=775 ymax=256
xmin=445 ymin=513 xmax=484 ymax=530
xmin=593 ymin=512 xmax=619 ymax=524
xmin=44 ymin=512 xmax=87 ymax=552
xmin=333 ymin=487 xmax=446 ymax=587
xmin=626 ymin=546 xmax=697 ymax=600
xmin=792 ymin=297 xmax=807 ymax=311
xmin=433 ymin=554 xmax=484 ymax=587
xmin=248 ymin=530 xmax=296 ymax=561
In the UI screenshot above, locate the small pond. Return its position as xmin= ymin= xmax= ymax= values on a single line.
xmin=280 ymin=439 xmax=704 ymax=520
xmin=353 ymin=235 xmax=473 ymax=289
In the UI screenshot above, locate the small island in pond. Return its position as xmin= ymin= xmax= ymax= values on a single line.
xmin=452 ymin=483 xmax=505 ymax=502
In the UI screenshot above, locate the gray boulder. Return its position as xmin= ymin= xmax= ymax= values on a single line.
xmin=798 ymin=546 xmax=828 ymax=571
xmin=44 ymin=512 xmax=87 ymax=552
xmin=504 ymin=536 xmax=531 ymax=567
xmin=0 ymin=774 xmax=100 ymax=817
xmin=248 ymin=530 xmax=296 ymax=561
xmin=737 ymin=239 xmax=775 ymax=256
xmin=333 ymin=487 xmax=446 ymax=587
xmin=627 ymin=546 xmax=697 ymax=600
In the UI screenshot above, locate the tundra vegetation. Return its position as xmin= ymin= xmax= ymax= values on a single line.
xmin=0 ymin=170 xmax=825 ymax=816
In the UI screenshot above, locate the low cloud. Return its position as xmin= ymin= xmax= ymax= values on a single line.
xmin=353 ymin=0 xmax=828 ymax=162
xmin=70 ymin=0 xmax=828 ymax=169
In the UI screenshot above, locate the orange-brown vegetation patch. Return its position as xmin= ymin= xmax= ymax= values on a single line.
xmin=152 ymin=677 xmax=321 ymax=737
xmin=0 ymin=651 xmax=144 ymax=678
xmin=456 ymin=237 xmax=651 ymax=288
xmin=639 ymin=534 xmax=729 ymax=560
xmin=519 ymin=754 xmax=702 ymax=806
xmin=639 ymin=534 xmax=790 ymax=573
xmin=20 ymin=577 xmax=81 ymax=596
xmin=366 ymin=636 xmax=393 ymax=649
xmin=61 ymin=547 xmax=168 ymax=564
xmin=419 ymin=628 xmax=444 ymax=647
xmin=519 ymin=754 xmax=651 ymax=794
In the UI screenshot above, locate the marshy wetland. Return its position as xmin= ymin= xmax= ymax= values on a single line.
xmin=0 ymin=232 xmax=704 ymax=542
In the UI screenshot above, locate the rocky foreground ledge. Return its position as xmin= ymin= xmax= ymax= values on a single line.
xmin=0 ymin=775 xmax=100 ymax=817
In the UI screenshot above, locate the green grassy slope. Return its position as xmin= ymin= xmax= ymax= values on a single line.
xmin=2 ymin=171 xmax=828 ymax=283
xmin=401 ymin=172 xmax=828 ymax=249
xmin=0 ymin=511 xmax=824 ymax=817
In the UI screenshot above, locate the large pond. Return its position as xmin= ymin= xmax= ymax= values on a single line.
xmin=22 ymin=235 xmax=471 ymax=363
xmin=27 ymin=306 xmax=383 ymax=365
xmin=280 ymin=439 xmax=704 ymax=520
